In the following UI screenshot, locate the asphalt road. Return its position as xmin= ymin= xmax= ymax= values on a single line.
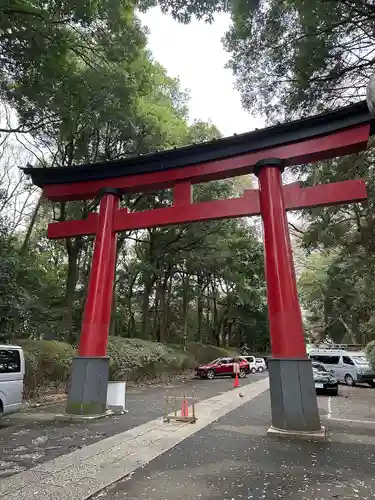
xmin=96 ymin=388 xmax=375 ymax=500
xmin=0 ymin=372 xmax=267 ymax=478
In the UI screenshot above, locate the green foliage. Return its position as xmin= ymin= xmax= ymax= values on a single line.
xmin=297 ymin=150 xmax=375 ymax=346
xmin=0 ymin=0 xmax=269 ymax=391
xmin=20 ymin=338 xmax=222 ymax=397
xmin=139 ymin=0 xmax=228 ymax=23
xmin=0 ymin=221 xmax=65 ymax=341
xmin=366 ymin=341 xmax=375 ymax=370
xmin=185 ymin=342 xmax=234 ymax=364
xmin=224 ymin=0 xmax=375 ymax=121
xmin=18 ymin=340 xmax=75 ymax=397
xmin=107 ymin=337 xmax=195 ymax=381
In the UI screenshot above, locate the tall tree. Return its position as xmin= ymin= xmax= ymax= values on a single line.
xmin=224 ymin=0 xmax=375 ymax=122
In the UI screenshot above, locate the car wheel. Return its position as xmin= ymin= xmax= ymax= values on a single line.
xmin=257 ymin=367 xmax=264 ymax=373
xmin=239 ymin=369 xmax=247 ymax=378
xmin=345 ymin=374 xmax=355 ymax=386
xmin=207 ymin=369 xmax=215 ymax=380
xmin=251 ymin=367 xmax=257 ymax=374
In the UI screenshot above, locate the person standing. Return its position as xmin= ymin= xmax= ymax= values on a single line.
xmin=233 ymin=357 xmax=240 ymax=376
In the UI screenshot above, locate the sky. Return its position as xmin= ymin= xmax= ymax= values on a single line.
xmin=139 ymin=8 xmax=264 ymax=137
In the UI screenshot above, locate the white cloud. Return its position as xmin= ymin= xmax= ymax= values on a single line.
xmin=139 ymin=8 xmax=264 ymax=137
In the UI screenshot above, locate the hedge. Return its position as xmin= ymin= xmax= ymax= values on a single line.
xmin=17 ymin=338 xmax=232 ymax=398
xmin=365 ymin=341 xmax=375 ymax=370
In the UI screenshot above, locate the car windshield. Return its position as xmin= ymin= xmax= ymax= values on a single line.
xmin=210 ymin=358 xmax=220 ymax=364
xmin=352 ymin=356 xmax=368 ymax=365
xmin=312 ymin=363 xmax=328 ymax=372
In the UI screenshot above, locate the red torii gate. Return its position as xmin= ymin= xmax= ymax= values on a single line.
xmin=24 ymin=100 xmax=373 ymax=438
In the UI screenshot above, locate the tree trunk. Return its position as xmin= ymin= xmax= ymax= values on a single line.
xmin=212 ymin=282 xmax=220 ymax=346
xmin=338 ymin=315 xmax=357 ymax=344
xmin=64 ymin=238 xmax=79 ymax=336
xmin=227 ymin=320 xmax=233 ymax=347
xmin=159 ymin=273 xmax=169 ymax=343
xmin=110 ymin=284 xmax=117 ymax=336
xmin=141 ymin=279 xmax=151 ymax=339
xmin=154 ymin=283 xmax=161 ymax=342
xmin=196 ymin=274 xmax=203 ymax=343
xmin=20 ymin=194 xmax=43 ymax=255
xmin=182 ymin=271 xmax=189 ymax=351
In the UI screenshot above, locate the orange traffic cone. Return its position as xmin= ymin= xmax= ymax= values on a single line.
xmin=181 ymin=399 xmax=186 ymax=416
xmin=181 ymin=396 xmax=189 ymax=416
xmin=233 ymin=373 xmax=239 ymax=388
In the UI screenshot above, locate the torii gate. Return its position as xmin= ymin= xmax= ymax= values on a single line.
xmin=23 ymin=100 xmax=373 ymax=439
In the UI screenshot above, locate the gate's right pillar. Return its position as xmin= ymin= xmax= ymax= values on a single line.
xmin=255 ymin=158 xmax=325 ymax=439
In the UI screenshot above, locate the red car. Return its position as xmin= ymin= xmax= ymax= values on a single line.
xmin=195 ymin=357 xmax=250 ymax=380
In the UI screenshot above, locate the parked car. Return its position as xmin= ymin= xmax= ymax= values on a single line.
xmin=309 ymin=347 xmax=375 ymax=387
xmin=255 ymin=358 xmax=267 ymax=373
xmin=0 ymin=345 xmax=25 ymax=417
xmin=312 ymin=361 xmax=338 ymax=396
xmin=195 ymin=357 xmax=250 ymax=380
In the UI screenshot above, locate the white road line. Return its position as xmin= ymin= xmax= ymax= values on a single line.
xmin=327 ymin=396 xmax=332 ymax=419
xmin=328 ymin=416 xmax=375 ymax=425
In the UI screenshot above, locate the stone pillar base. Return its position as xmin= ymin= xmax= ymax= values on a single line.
xmin=268 ymin=358 xmax=322 ymax=433
xmin=267 ymin=425 xmax=326 ymax=441
xmin=66 ymin=356 xmax=109 ymax=415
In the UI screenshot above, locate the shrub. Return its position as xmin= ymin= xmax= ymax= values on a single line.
xmin=18 ymin=338 xmax=235 ymax=398
xmin=365 ymin=341 xmax=375 ymax=370
xmin=186 ymin=343 xmax=234 ymax=364
xmin=107 ymin=337 xmax=195 ymax=381
xmin=17 ymin=339 xmax=75 ymax=398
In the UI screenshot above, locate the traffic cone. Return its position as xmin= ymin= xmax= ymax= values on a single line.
xmin=181 ymin=398 xmax=186 ymax=416
xmin=233 ymin=372 xmax=239 ymax=388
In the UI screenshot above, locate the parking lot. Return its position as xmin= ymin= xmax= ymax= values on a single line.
xmin=319 ymin=383 xmax=375 ymax=424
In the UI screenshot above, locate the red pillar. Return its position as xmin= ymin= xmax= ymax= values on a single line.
xmin=255 ymin=159 xmax=306 ymax=358
xmin=79 ymin=189 xmax=120 ymax=357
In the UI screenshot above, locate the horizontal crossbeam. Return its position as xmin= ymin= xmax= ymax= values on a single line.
xmin=47 ymin=179 xmax=367 ymax=239
xmin=43 ymin=125 xmax=370 ymax=202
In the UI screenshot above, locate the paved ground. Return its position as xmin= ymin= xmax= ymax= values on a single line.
xmin=0 ymin=378 xmax=270 ymax=500
xmin=0 ymin=373 xmax=266 ymax=478
xmin=96 ymin=386 xmax=375 ymax=500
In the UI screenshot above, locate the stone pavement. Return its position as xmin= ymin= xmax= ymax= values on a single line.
xmin=0 ymin=374 xmax=266 ymax=478
xmin=0 ymin=377 xmax=270 ymax=499
xmin=96 ymin=387 xmax=375 ymax=500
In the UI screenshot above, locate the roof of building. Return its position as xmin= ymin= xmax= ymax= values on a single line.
xmin=22 ymin=100 xmax=374 ymax=187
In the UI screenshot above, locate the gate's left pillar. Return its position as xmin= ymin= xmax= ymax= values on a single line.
xmin=66 ymin=188 xmax=120 ymax=416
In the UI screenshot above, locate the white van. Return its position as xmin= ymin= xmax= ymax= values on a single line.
xmin=308 ymin=347 xmax=375 ymax=387
xmin=0 ymin=345 xmax=25 ymax=416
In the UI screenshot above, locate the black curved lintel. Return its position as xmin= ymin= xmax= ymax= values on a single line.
xmin=22 ymin=100 xmax=374 ymax=187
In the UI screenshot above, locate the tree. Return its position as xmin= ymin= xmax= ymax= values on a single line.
xmin=0 ymin=0 xmax=269 ymax=351
xmin=221 ymin=1 xmax=375 ymax=344
xmin=224 ymin=0 xmax=375 ymax=122
xmin=139 ymin=0 xmax=228 ymax=23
